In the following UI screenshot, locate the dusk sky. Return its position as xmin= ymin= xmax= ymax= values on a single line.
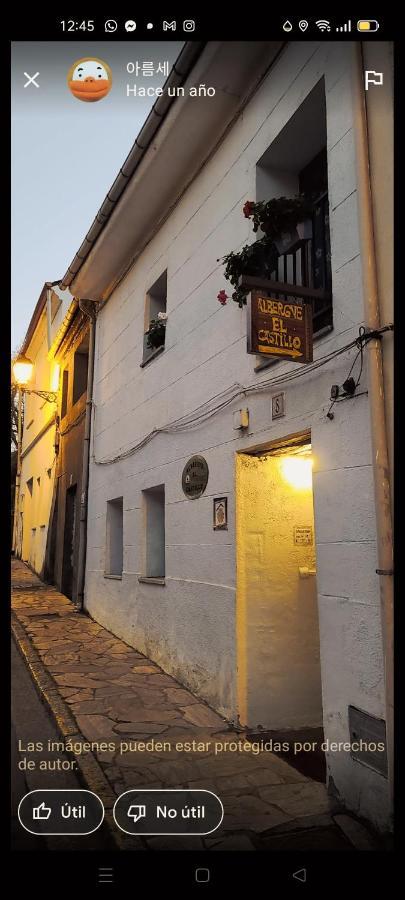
xmin=11 ymin=40 xmax=182 ymax=349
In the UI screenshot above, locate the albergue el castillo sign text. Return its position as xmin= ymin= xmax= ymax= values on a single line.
xmin=247 ymin=290 xmax=313 ymax=363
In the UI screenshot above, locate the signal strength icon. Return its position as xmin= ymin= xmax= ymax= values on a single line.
xmin=316 ymin=19 xmax=331 ymax=31
xmin=336 ymin=20 xmax=352 ymax=32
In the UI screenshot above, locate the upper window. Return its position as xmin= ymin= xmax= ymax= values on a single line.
xmin=255 ymin=79 xmax=332 ymax=350
xmin=142 ymin=270 xmax=167 ymax=365
xmin=298 ymin=148 xmax=332 ymax=333
xmin=267 ymin=148 xmax=332 ymax=335
xmin=61 ymin=369 xmax=69 ymax=419
xmin=72 ymin=333 xmax=89 ymax=405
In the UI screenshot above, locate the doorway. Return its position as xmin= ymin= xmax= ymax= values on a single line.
xmin=61 ymin=484 xmax=77 ymax=599
xmin=235 ymin=437 xmax=323 ymax=734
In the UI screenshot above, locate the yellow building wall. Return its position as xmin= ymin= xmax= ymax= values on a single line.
xmin=16 ymin=309 xmax=59 ymax=575
xmin=235 ymin=451 xmax=323 ymax=731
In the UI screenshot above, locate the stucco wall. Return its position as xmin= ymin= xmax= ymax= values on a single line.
xmin=84 ymin=41 xmax=391 ymax=828
xmin=17 ymin=312 xmax=58 ymax=576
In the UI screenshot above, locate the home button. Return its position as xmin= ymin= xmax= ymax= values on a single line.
xmin=195 ymin=868 xmax=210 ymax=883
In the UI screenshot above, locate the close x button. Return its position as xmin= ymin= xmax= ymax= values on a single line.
xmin=113 ymin=789 xmax=223 ymax=836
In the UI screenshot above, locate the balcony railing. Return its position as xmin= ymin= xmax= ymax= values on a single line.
xmin=267 ymin=193 xmax=333 ymax=334
xmin=241 ymin=193 xmax=333 ymax=340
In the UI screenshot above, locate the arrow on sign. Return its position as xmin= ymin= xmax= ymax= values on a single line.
xmin=257 ymin=345 xmax=303 ymax=358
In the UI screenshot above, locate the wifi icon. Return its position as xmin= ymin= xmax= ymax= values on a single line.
xmin=316 ymin=19 xmax=331 ymax=31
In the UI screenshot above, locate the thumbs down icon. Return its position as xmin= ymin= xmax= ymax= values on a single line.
xmin=127 ymin=804 xmax=146 ymax=822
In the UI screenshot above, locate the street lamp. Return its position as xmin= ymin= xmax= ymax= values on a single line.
xmin=12 ymin=353 xmax=34 ymax=386
xmin=12 ymin=354 xmax=58 ymax=554
xmin=12 ymin=353 xmax=58 ymax=403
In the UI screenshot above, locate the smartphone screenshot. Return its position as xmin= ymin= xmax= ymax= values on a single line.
xmin=9 ymin=12 xmax=396 ymax=890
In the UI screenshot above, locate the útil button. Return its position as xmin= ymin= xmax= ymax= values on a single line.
xmin=18 ymin=789 xmax=104 ymax=835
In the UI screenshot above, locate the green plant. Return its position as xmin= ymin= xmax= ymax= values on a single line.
xmin=218 ymin=196 xmax=312 ymax=306
xmin=146 ymin=319 xmax=166 ymax=349
xmin=243 ymin=196 xmax=312 ymax=239
xmin=220 ymin=239 xmax=279 ymax=307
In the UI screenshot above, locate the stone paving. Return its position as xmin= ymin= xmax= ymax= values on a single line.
xmin=11 ymin=559 xmax=361 ymax=851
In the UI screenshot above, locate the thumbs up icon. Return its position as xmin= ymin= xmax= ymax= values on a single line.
xmin=33 ymin=802 xmax=51 ymax=820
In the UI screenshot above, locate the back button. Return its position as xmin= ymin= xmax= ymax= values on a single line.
xmin=292 ymin=868 xmax=307 ymax=883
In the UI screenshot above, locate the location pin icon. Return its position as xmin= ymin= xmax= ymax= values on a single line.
xmin=299 ymin=20 xmax=309 ymax=31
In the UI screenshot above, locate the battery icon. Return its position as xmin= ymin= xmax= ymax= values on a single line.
xmin=357 ymin=20 xmax=379 ymax=31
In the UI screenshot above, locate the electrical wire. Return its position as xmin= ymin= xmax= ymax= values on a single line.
xmin=93 ymin=325 xmax=392 ymax=466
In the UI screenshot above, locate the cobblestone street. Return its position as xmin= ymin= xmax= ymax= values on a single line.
xmin=11 ymin=559 xmax=374 ymax=851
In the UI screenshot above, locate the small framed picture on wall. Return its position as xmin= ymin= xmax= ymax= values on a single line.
xmin=213 ymin=497 xmax=228 ymax=530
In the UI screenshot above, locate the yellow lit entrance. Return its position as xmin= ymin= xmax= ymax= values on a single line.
xmin=236 ymin=438 xmax=323 ymax=731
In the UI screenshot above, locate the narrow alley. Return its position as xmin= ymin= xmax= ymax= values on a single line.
xmin=12 ymin=559 xmax=375 ymax=852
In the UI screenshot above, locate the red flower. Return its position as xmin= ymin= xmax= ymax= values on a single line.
xmin=217 ymin=290 xmax=228 ymax=305
xmin=243 ymin=200 xmax=255 ymax=219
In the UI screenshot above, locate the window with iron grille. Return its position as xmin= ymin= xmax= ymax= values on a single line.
xmin=269 ymin=149 xmax=332 ymax=336
xmin=252 ymin=81 xmax=333 ymax=372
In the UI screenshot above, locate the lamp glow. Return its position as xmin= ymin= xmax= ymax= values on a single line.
xmin=12 ymin=354 xmax=34 ymax=386
xmin=280 ymin=456 xmax=313 ymax=490
xmin=51 ymin=363 xmax=60 ymax=392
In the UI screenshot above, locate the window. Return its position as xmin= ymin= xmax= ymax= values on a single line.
xmin=142 ymin=485 xmax=165 ymax=579
xmin=142 ymin=270 xmax=167 ymax=365
xmin=61 ymin=369 xmax=69 ymax=419
xmin=255 ymin=79 xmax=332 ymax=365
xmin=105 ymin=497 xmax=123 ymax=577
xmin=263 ymin=149 xmax=332 ymax=334
xmin=72 ymin=333 xmax=89 ymax=405
xmin=298 ymin=148 xmax=332 ymax=333
xmin=26 ymin=477 xmax=33 ymax=496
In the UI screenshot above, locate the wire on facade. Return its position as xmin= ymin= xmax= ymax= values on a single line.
xmin=93 ymin=325 xmax=393 ymax=465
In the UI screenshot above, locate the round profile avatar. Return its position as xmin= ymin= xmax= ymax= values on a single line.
xmin=68 ymin=58 xmax=112 ymax=102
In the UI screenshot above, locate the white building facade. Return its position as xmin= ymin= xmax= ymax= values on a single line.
xmin=64 ymin=41 xmax=393 ymax=831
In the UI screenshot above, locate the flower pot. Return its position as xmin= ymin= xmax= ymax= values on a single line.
xmin=296 ymin=218 xmax=313 ymax=240
xmin=274 ymin=219 xmax=313 ymax=254
xmin=274 ymin=229 xmax=299 ymax=254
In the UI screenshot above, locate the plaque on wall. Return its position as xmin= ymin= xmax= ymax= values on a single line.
xmin=213 ymin=497 xmax=228 ymax=530
xmin=294 ymin=526 xmax=313 ymax=546
xmin=182 ymin=456 xmax=209 ymax=499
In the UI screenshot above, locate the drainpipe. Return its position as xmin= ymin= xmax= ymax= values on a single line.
xmin=46 ymin=286 xmax=52 ymax=350
xmin=12 ymin=387 xmax=23 ymax=554
xmin=353 ymin=44 xmax=394 ymax=816
xmin=76 ymin=300 xmax=97 ymax=610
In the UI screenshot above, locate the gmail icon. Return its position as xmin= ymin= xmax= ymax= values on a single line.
xmin=163 ymin=20 xmax=176 ymax=30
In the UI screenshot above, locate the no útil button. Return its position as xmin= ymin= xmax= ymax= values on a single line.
xmin=113 ymin=789 xmax=224 ymax=835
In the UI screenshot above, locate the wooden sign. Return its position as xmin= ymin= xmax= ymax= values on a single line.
xmin=247 ymin=290 xmax=313 ymax=363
